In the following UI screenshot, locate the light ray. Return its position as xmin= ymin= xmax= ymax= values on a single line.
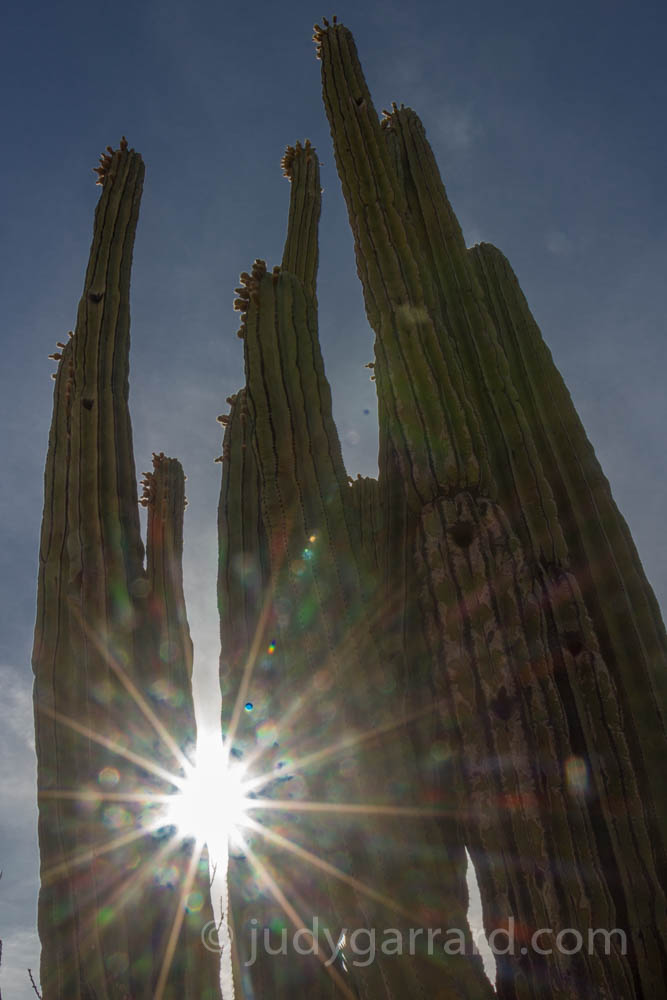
xmin=244 ymin=696 xmax=447 ymax=795
xmin=245 ymin=798 xmax=451 ymax=818
xmin=41 ymin=824 xmax=151 ymax=885
xmin=154 ymin=846 xmax=205 ymax=1000
xmin=243 ymin=815 xmax=419 ymax=924
xmin=40 ymin=790 xmax=172 ymax=804
xmin=70 ymin=603 xmax=193 ymax=774
xmin=235 ymin=585 xmax=411 ymax=776
xmin=75 ymin=834 xmax=189 ymax=964
xmin=38 ymin=704 xmax=181 ymax=788
xmin=240 ymin=835 xmax=358 ymax=1000
xmin=222 ymin=569 xmax=281 ymax=765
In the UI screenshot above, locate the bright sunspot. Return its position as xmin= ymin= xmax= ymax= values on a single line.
xmin=164 ymin=734 xmax=249 ymax=848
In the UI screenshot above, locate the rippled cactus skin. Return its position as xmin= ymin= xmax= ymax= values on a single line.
xmin=32 ymin=144 xmax=219 ymax=999
xmin=218 ymin=20 xmax=666 ymax=1000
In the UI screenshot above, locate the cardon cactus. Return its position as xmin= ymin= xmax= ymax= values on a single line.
xmin=32 ymin=18 xmax=666 ymax=1000
xmin=218 ymin=138 xmax=493 ymax=999
xmin=217 ymin=18 xmax=666 ymax=1000
xmin=32 ymin=141 xmax=220 ymax=999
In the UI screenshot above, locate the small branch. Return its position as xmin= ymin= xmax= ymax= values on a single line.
xmin=28 ymin=969 xmax=43 ymax=999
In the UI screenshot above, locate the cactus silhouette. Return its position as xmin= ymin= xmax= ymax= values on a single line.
xmin=32 ymin=142 xmax=220 ymax=999
xmin=32 ymin=19 xmax=666 ymax=1000
xmin=217 ymin=18 xmax=667 ymax=1000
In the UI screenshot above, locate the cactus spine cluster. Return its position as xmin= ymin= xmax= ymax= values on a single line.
xmin=32 ymin=142 xmax=219 ymax=998
xmin=218 ymin=18 xmax=666 ymax=1000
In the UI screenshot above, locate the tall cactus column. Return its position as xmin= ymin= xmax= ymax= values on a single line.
xmin=469 ymin=240 xmax=667 ymax=837
xmin=218 ymin=141 xmax=494 ymax=998
xmin=317 ymin=19 xmax=666 ymax=999
xmin=382 ymin=102 xmax=667 ymax=995
xmin=32 ymin=142 xmax=219 ymax=999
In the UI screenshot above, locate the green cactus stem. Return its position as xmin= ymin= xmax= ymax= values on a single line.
xmin=32 ymin=142 xmax=219 ymax=999
xmin=219 ymin=139 xmax=494 ymax=998
xmin=317 ymin=20 xmax=666 ymax=998
xmin=469 ymin=240 xmax=667 ymax=837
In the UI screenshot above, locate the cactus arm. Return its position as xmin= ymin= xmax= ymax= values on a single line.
xmin=317 ymin=23 xmax=488 ymax=504
xmin=347 ymin=475 xmax=383 ymax=575
xmin=32 ymin=144 xmax=146 ymax=999
xmin=33 ymin=143 xmax=220 ymax=999
xmin=217 ymin=389 xmax=268 ymax=726
xmin=281 ymin=139 xmax=321 ymax=308
xmin=382 ymin=106 xmax=667 ymax=984
xmin=470 ymin=241 xmax=667 ymax=833
xmin=144 ymin=454 xmax=193 ymax=695
xmin=318 ymin=23 xmax=667 ymax=996
xmin=381 ymin=105 xmax=565 ymax=565
xmin=219 ymin=132 xmax=494 ymax=997
xmin=241 ymin=267 xmax=493 ymax=1000
xmin=142 ymin=454 xmax=221 ymax=999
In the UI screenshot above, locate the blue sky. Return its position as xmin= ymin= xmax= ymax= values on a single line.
xmin=2 ymin=0 xmax=666 ymax=995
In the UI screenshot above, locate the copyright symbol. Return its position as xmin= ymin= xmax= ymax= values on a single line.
xmin=201 ymin=920 xmax=222 ymax=953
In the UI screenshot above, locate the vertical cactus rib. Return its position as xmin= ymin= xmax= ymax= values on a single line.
xmin=33 ymin=142 xmax=220 ymax=999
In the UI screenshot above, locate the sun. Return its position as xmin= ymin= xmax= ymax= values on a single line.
xmin=163 ymin=733 xmax=249 ymax=848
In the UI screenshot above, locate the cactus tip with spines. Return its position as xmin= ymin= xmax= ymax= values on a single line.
xmin=91 ymin=135 xmax=131 ymax=185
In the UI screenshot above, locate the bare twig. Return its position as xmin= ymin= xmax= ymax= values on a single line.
xmin=28 ymin=968 xmax=43 ymax=998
